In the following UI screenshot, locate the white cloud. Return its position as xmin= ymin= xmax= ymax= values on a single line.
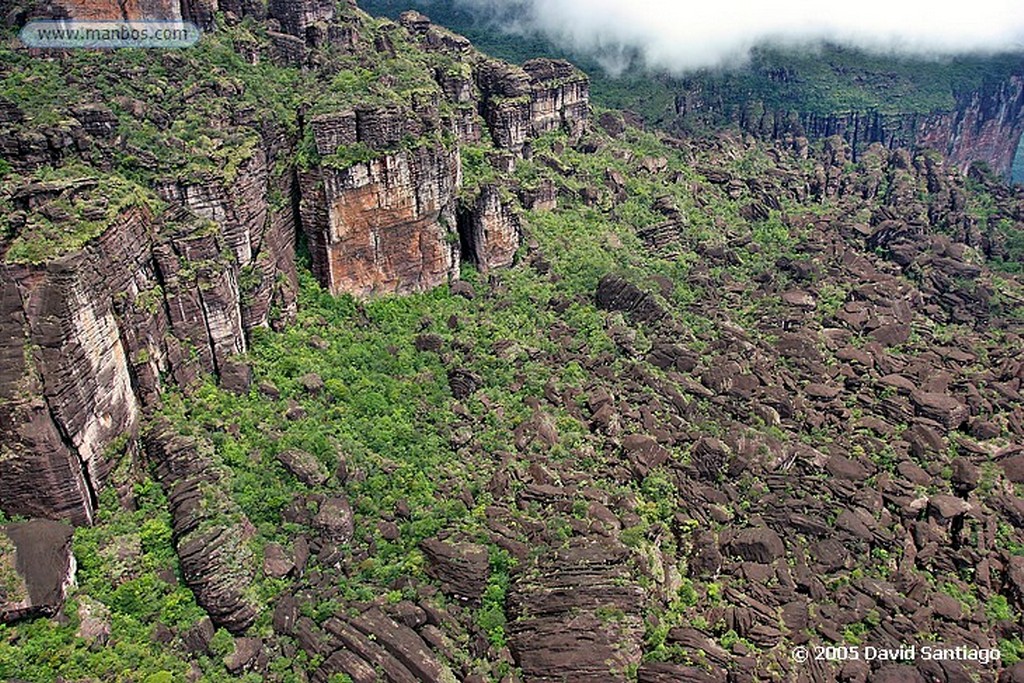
xmin=455 ymin=0 xmax=1024 ymax=72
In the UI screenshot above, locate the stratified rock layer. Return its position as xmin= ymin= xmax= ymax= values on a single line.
xmin=0 ymin=140 xmax=297 ymax=525
xmin=144 ymin=420 xmax=259 ymax=634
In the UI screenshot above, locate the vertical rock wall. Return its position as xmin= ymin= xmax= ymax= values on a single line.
xmin=458 ymin=184 xmax=522 ymax=272
xmin=696 ymin=72 xmax=1024 ymax=178
xmin=0 ymin=140 xmax=298 ymax=524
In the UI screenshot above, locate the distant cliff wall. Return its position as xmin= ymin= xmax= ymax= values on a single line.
xmin=680 ymin=71 xmax=1024 ymax=178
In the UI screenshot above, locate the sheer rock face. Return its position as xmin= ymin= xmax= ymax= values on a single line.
xmin=458 ymin=184 xmax=522 ymax=272
xmin=20 ymin=0 xmax=230 ymax=29
xmin=0 ymin=519 xmax=76 ymax=624
xmin=294 ymin=13 xmax=588 ymax=298
xmin=32 ymin=0 xmax=184 ymax=21
xmin=267 ymin=0 xmax=335 ymax=41
xmin=917 ymin=74 xmax=1024 ymax=179
xmin=301 ymin=142 xmax=462 ymax=297
xmin=0 ymin=139 xmax=297 ymax=524
xmin=699 ymin=72 xmax=1024 ymax=179
xmin=0 ymin=0 xmax=588 ymax=526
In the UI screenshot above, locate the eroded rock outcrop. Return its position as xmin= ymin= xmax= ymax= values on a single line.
xmin=474 ymin=57 xmax=589 ymax=154
xmin=457 ymin=183 xmax=522 ymax=271
xmin=0 ymin=140 xmax=297 ymax=524
xmin=144 ymin=420 xmax=259 ymax=633
xmin=0 ymin=519 xmax=75 ymax=624
xmin=508 ymin=538 xmax=645 ymax=682
xmin=300 ymin=139 xmax=462 ymax=297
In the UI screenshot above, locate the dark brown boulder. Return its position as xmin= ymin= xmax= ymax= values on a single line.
xmin=263 ymin=543 xmax=295 ymax=579
xmin=621 ymin=434 xmax=671 ymax=477
xmin=448 ymin=368 xmax=482 ymax=399
xmin=638 ymin=662 xmax=724 ymax=682
xmin=1000 ymin=661 xmax=1024 ymax=683
xmin=420 ymin=538 xmax=489 ymax=601
xmin=224 ymin=637 xmax=262 ymax=674
xmin=725 ymin=527 xmax=785 ymax=563
xmin=950 ymin=457 xmax=980 ymax=493
xmin=1000 ymin=453 xmax=1024 ymax=484
xmin=450 ymin=281 xmax=476 ymax=299
xmin=182 ymin=616 xmax=215 ymax=653
xmin=598 ymin=111 xmax=626 ymax=138
xmin=870 ymin=323 xmax=911 ymax=346
xmin=219 ymin=358 xmax=253 ymax=395
xmin=272 ymin=595 xmax=299 ymax=636
xmin=911 ymin=391 xmax=969 ymax=431
xmin=596 ymin=274 xmax=666 ymax=324
xmin=690 ymin=437 xmax=732 ymax=482
xmin=646 ymin=344 xmax=699 ymax=372
xmin=0 ymin=520 xmax=75 ymax=624
xmin=414 ymin=334 xmax=444 ymax=352
xmin=825 ymin=454 xmax=871 ymax=481
xmin=313 ymin=497 xmax=355 ymax=543
xmin=508 ymin=539 xmax=644 ymax=682
xmin=872 ymin=666 xmax=927 ymax=682
xmin=276 ymin=449 xmax=330 ymax=486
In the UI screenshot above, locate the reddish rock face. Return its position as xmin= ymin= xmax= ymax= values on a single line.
xmin=302 ymin=145 xmax=461 ymax=297
xmin=40 ymin=0 xmax=184 ymax=20
xmin=692 ymin=68 xmax=1024 ymax=179
xmin=917 ymin=75 xmax=1024 ymax=178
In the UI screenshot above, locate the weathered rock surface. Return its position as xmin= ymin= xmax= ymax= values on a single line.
xmin=458 ymin=184 xmax=522 ymax=271
xmin=508 ymin=538 xmax=645 ymax=682
xmin=144 ymin=421 xmax=259 ymax=633
xmin=0 ymin=520 xmax=75 ymax=624
xmin=420 ymin=537 xmax=489 ymax=601
xmin=0 ymin=140 xmax=297 ymax=525
xmin=300 ymin=141 xmax=462 ymax=297
xmin=276 ymin=449 xmax=330 ymax=487
xmin=681 ymin=72 xmax=1024 ymax=178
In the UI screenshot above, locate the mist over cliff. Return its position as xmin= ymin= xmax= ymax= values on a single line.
xmin=454 ymin=0 xmax=1024 ymax=73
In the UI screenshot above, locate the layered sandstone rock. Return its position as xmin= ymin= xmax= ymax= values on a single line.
xmin=300 ymin=140 xmax=462 ymax=297
xmin=508 ymin=538 xmax=645 ymax=682
xmin=399 ymin=12 xmax=590 ymax=154
xmin=474 ymin=57 xmax=590 ymax=153
xmin=144 ymin=420 xmax=259 ymax=633
xmin=688 ymin=71 xmax=1024 ymax=178
xmin=0 ymin=139 xmax=297 ymax=524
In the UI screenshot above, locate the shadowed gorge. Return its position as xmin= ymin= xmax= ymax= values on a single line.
xmin=0 ymin=1 xmax=1023 ymax=682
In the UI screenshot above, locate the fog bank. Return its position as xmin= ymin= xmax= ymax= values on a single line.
xmin=454 ymin=0 xmax=1024 ymax=73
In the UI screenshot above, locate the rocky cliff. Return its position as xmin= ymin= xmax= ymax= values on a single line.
xmin=0 ymin=1 xmax=589 ymax=523
xmin=0 ymin=116 xmax=299 ymax=524
xmin=676 ymin=54 xmax=1024 ymax=178
xmin=3 ymin=3 xmax=1024 ymax=683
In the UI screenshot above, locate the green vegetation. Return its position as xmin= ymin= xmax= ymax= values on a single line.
xmin=0 ymin=480 xmax=214 ymax=682
xmin=1 ymin=3 xmax=1023 ymax=680
xmin=2 ymin=164 xmax=165 ymax=264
